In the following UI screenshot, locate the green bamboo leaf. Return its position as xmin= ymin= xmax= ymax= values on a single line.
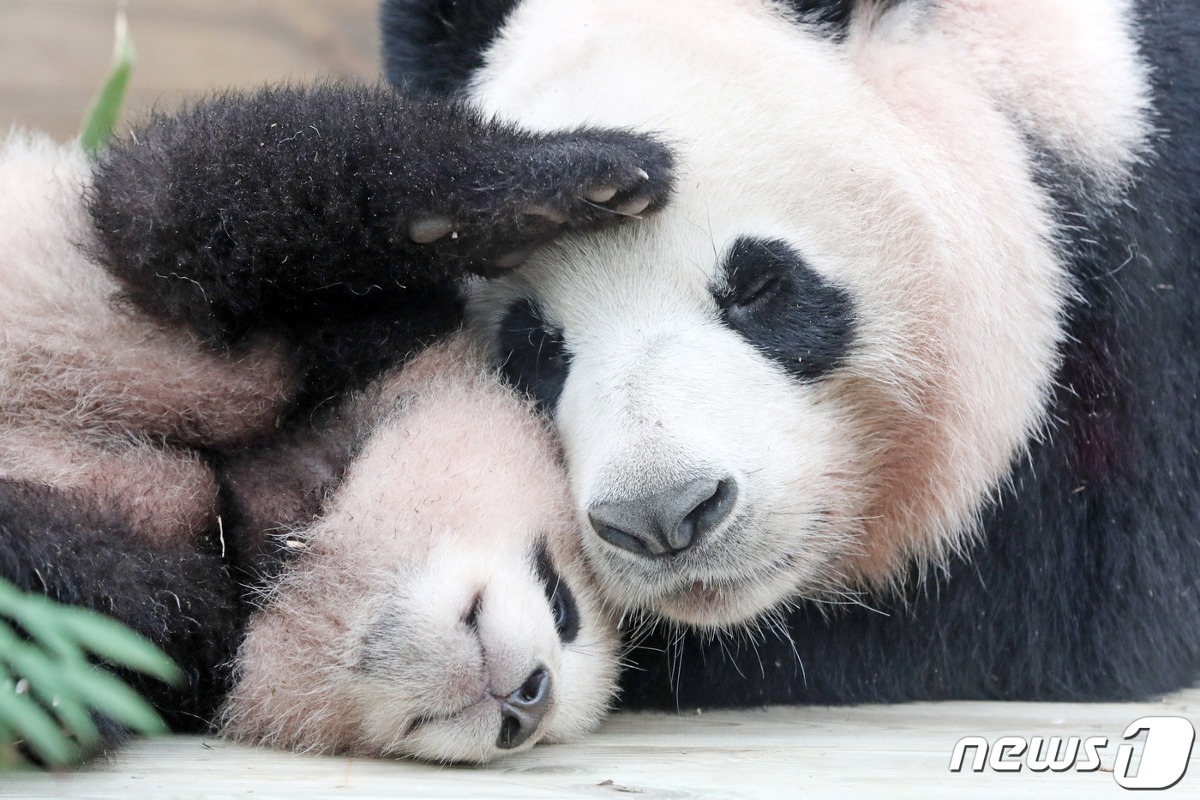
xmin=0 ymin=637 xmax=101 ymax=748
xmin=53 ymin=663 xmax=167 ymax=737
xmin=0 ymin=680 xmax=80 ymax=767
xmin=0 ymin=579 xmax=30 ymax=616
xmin=0 ymin=580 xmax=180 ymax=684
xmin=0 ymin=584 xmax=79 ymax=662
xmin=0 ymin=714 xmax=25 ymax=771
xmin=0 ymin=624 xmax=74 ymax=695
xmin=0 ymin=620 xmax=101 ymax=759
xmin=0 ymin=714 xmax=14 ymax=742
xmin=0 ymin=579 xmax=181 ymax=769
xmin=58 ymin=610 xmax=183 ymax=686
xmin=30 ymin=692 xmax=99 ymax=753
xmin=80 ymin=10 xmax=135 ymax=156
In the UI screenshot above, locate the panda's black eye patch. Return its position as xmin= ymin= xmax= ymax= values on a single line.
xmin=714 ymin=236 xmax=855 ymax=382
xmin=535 ymin=544 xmax=580 ymax=644
xmin=497 ymin=298 xmax=571 ymax=414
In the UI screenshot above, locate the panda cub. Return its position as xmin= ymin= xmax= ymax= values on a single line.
xmin=220 ymin=335 xmax=619 ymax=762
xmin=384 ymin=0 xmax=1200 ymax=704
xmin=0 ymin=82 xmax=672 ymax=742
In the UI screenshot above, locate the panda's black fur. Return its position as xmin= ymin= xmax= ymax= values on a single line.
xmin=0 ymin=81 xmax=673 ymax=738
xmin=0 ymin=479 xmax=243 ymax=731
xmin=381 ymin=0 xmax=1200 ymax=705
xmin=713 ymin=237 xmax=857 ymax=385
xmin=89 ymin=82 xmax=674 ymax=406
xmin=382 ymin=0 xmax=522 ymax=94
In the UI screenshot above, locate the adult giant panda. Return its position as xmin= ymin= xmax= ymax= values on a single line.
xmin=382 ymin=0 xmax=1200 ymax=704
xmin=0 ymin=82 xmax=670 ymax=741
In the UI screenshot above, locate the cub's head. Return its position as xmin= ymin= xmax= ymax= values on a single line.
xmin=387 ymin=0 xmax=1148 ymax=627
xmin=223 ymin=338 xmax=619 ymax=763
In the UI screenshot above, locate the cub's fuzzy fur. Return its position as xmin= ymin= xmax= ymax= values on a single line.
xmin=0 ymin=82 xmax=672 ymax=740
xmin=383 ymin=0 xmax=1200 ymax=703
xmin=221 ymin=337 xmax=620 ymax=762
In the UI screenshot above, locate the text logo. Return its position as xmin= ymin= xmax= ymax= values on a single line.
xmin=950 ymin=716 xmax=1196 ymax=791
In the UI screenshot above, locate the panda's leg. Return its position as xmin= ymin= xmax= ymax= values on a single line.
xmin=2 ymin=320 xmax=295 ymax=452
xmin=0 ymin=478 xmax=246 ymax=733
xmin=0 ymin=426 xmax=221 ymax=550
xmin=87 ymin=82 xmax=675 ymax=347
xmin=0 ymin=132 xmax=295 ymax=453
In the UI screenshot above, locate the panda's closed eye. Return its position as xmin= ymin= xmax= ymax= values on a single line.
xmin=727 ymin=271 xmax=784 ymax=312
xmin=535 ymin=544 xmax=580 ymax=643
xmin=714 ymin=236 xmax=855 ymax=382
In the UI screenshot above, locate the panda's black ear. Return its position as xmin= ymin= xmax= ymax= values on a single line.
xmin=781 ymin=0 xmax=911 ymax=40
xmin=784 ymin=0 xmax=856 ymax=32
xmin=381 ymin=0 xmax=520 ymax=94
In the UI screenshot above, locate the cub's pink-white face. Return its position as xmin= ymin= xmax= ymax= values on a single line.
xmin=222 ymin=342 xmax=620 ymax=763
xmin=466 ymin=0 xmax=1150 ymax=627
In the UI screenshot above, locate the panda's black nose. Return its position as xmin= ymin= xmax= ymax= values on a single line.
xmin=496 ymin=666 xmax=552 ymax=750
xmin=588 ymin=477 xmax=737 ymax=558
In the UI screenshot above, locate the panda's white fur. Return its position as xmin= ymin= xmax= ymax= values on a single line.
xmin=221 ymin=336 xmax=620 ymax=762
xmin=462 ymin=0 xmax=1152 ymax=625
xmin=933 ymin=0 xmax=1150 ymax=193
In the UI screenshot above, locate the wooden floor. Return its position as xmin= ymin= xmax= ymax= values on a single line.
xmin=4 ymin=689 xmax=1197 ymax=798
xmin=0 ymin=0 xmax=379 ymax=142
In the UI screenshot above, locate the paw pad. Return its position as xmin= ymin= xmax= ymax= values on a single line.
xmin=409 ymin=216 xmax=454 ymax=244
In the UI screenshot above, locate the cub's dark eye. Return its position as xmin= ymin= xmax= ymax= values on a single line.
xmin=535 ymin=544 xmax=580 ymax=643
xmin=550 ymin=589 xmax=571 ymax=633
xmin=713 ymin=236 xmax=855 ymax=382
xmin=497 ymin=298 xmax=571 ymax=414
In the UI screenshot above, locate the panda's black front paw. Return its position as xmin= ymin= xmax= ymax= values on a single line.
xmin=516 ymin=130 xmax=676 ymax=224
xmin=410 ymin=129 xmax=676 ymax=276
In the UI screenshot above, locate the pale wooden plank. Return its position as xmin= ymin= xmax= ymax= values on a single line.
xmin=3 ymin=689 xmax=1197 ymax=798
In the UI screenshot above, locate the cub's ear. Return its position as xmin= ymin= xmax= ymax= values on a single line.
xmin=381 ymin=0 xmax=520 ymax=93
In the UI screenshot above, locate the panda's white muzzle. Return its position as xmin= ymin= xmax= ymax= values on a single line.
xmin=548 ymin=323 xmax=854 ymax=629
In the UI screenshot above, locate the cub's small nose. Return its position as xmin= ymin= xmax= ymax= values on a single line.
xmin=496 ymin=666 xmax=552 ymax=750
xmin=588 ymin=477 xmax=737 ymax=558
